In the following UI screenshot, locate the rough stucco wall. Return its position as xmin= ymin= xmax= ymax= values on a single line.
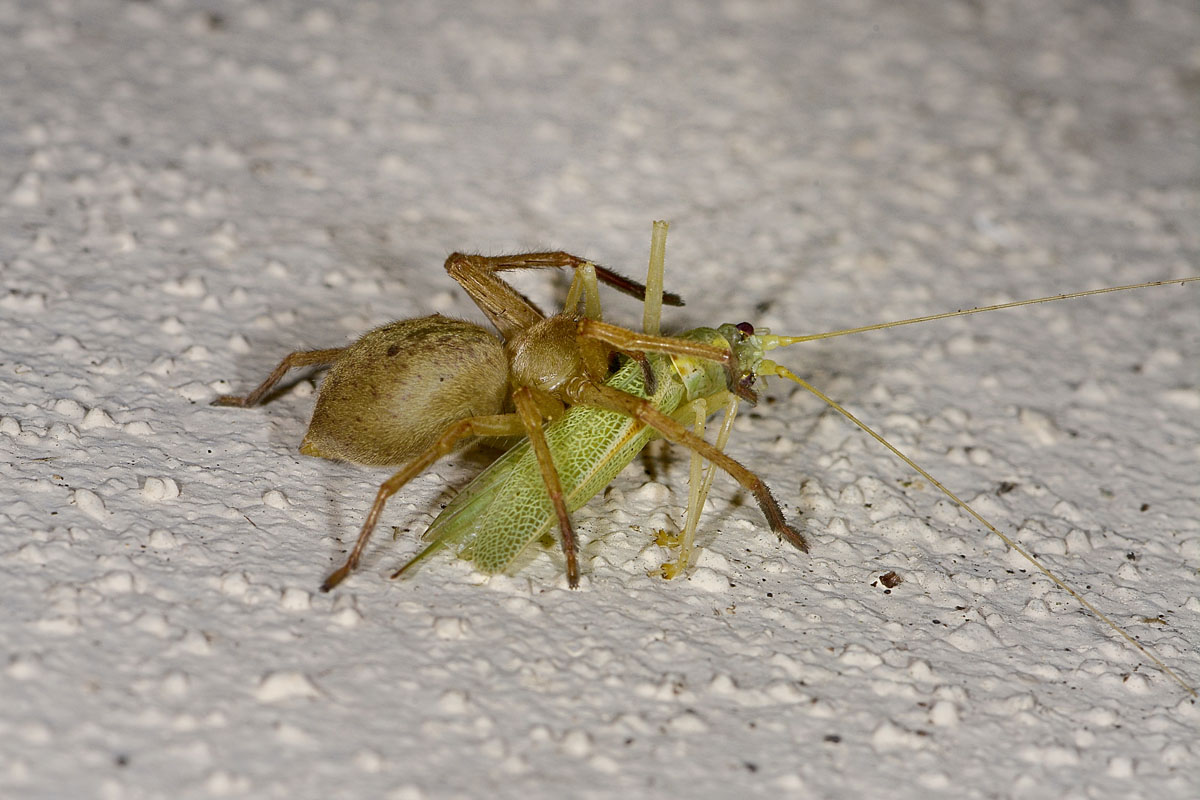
xmin=2 ymin=1 xmax=1198 ymax=798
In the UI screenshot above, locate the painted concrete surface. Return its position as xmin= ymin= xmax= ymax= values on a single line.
xmin=2 ymin=2 xmax=1198 ymax=798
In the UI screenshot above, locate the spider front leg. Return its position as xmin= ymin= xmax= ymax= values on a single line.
xmin=577 ymin=319 xmax=750 ymax=402
xmin=444 ymin=251 xmax=683 ymax=340
xmin=511 ymin=386 xmax=582 ymax=588
xmin=565 ymin=379 xmax=807 ymax=554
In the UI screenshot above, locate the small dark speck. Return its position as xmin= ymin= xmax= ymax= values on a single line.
xmin=878 ymin=570 xmax=902 ymax=589
xmin=931 ymin=619 xmax=941 ymax=625
xmin=386 ymin=344 xmax=401 ymax=357
xmin=1140 ymin=503 xmax=1150 ymax=512
xmin=115 ymin=754 xmax=129 ymax=767
xmin=997 ymin=481 xmax=1017 ymax=495
xmin=766 ymin=592 xmax=773 ymax=598
xmin=744 ymin=762 xmax=758 ymax=773
xmin=1126 ymin=552 xmax=1137 ymax=561
xmin=824 ymin=734 xmax=841 ymax=744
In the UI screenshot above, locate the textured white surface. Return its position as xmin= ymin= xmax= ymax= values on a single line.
xmin=2 ymin=1 xmax=1199 ymax=798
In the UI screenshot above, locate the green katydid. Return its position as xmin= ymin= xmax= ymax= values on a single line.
xmin=215 ymin=222 xmax=1198 ymax=695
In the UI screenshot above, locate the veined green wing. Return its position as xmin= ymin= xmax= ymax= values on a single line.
xmin=401 ymin=353 xmax=685 ymax=577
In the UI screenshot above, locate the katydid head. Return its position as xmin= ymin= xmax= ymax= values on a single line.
xmin=712 ymin=321 xmax=810 ymax=401
xmin=665 ymin=321 xmax=802 ymax=405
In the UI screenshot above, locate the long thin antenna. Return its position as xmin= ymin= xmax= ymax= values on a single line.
xmin=774 ymin=278 xmax=1200 ymax=345
xmin=759 ymin=359 xmax=1197 ymax=697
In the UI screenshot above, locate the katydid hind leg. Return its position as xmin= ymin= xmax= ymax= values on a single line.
xmin=661 ymin=395 xmax=741 ymax=579
xmin=642 ymin=220 xmax=669 ymax=336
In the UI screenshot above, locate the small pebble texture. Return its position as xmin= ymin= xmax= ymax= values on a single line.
xmin=2 ymin=1 xmax=1198 ymax=799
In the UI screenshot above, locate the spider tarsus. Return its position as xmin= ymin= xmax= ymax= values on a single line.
xmin=210 ymin=395 xmax=248 ymax=407
xmin=320 ymin=566 xmax=349 ymax=593
xmin=782 ymin=526 xmax=808 ymax=553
